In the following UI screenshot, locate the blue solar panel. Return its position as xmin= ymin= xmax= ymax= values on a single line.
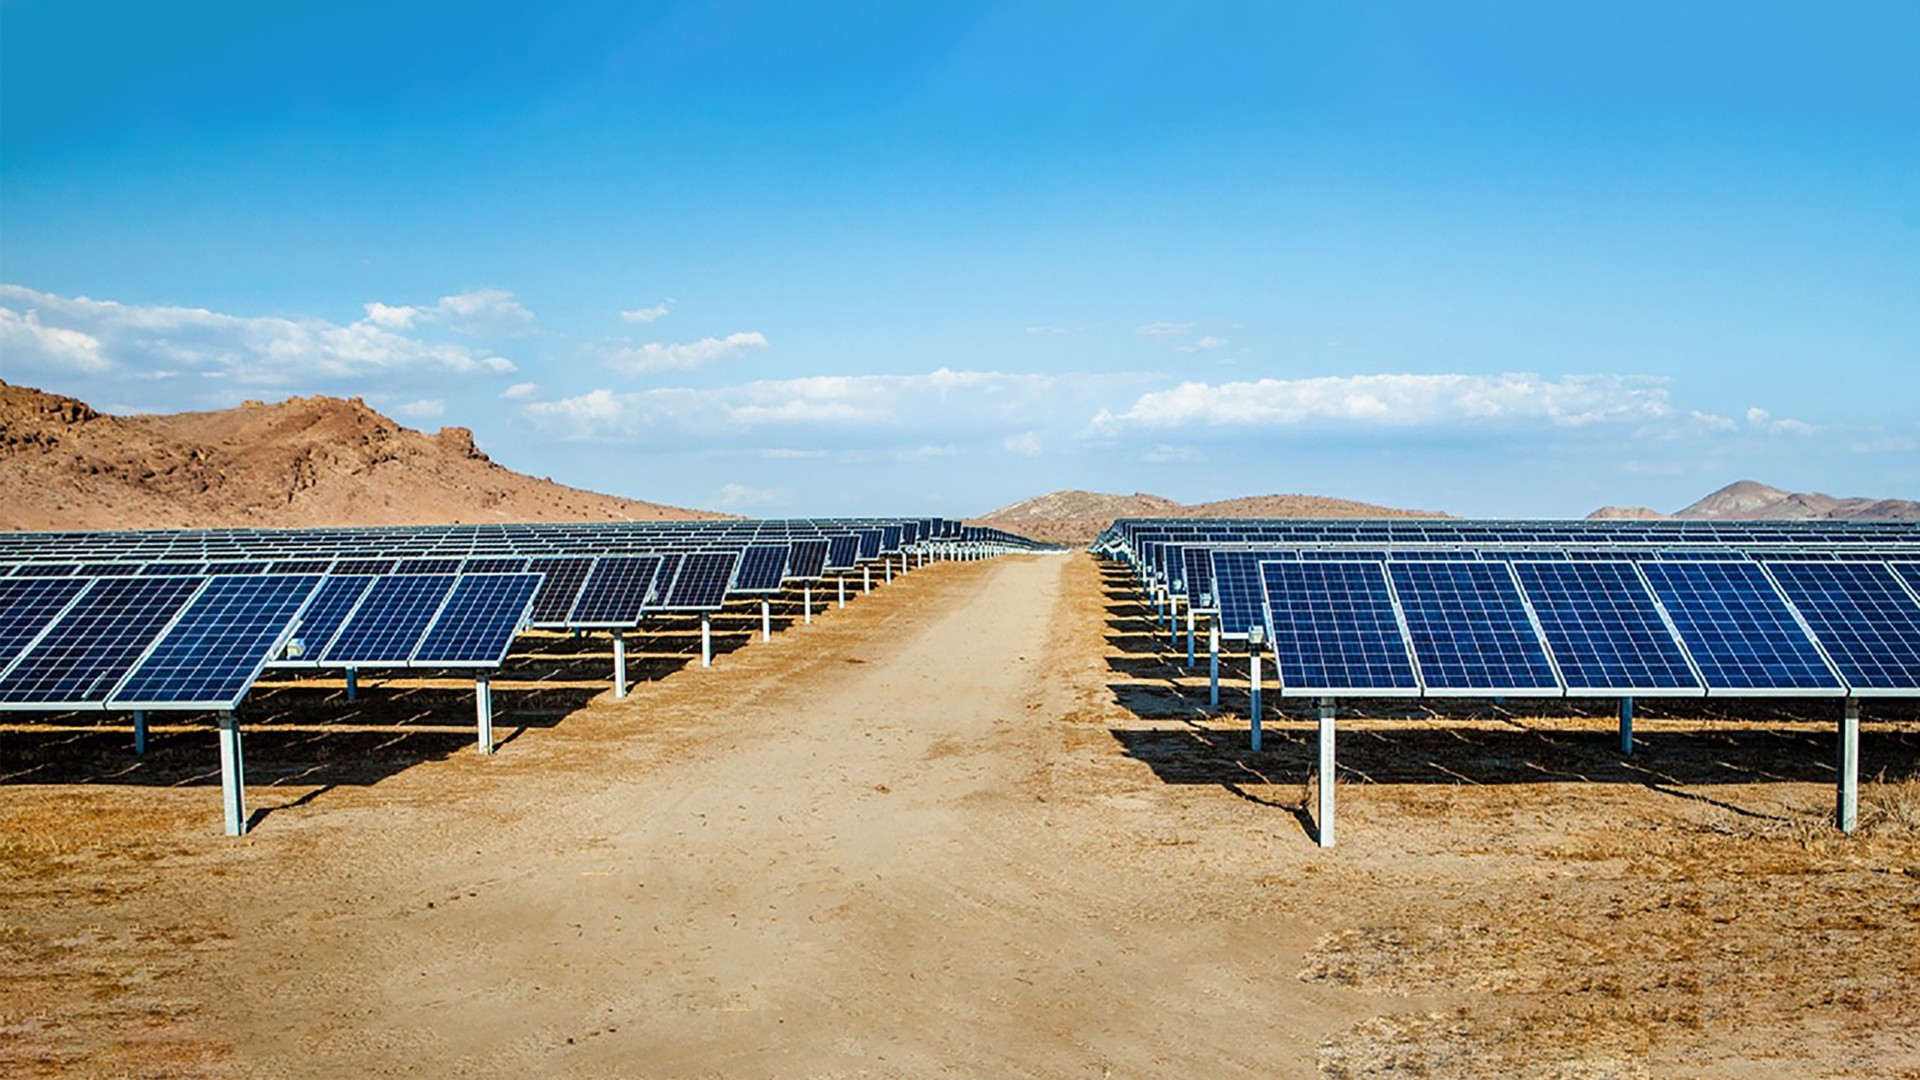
xmin=1259 ymin=561 xmax=1420 ymax=695
xmin=0 ymin=576 xmax=206 ymax=708
xmin=1183 ymin=548 xmax=1218 ymax=608
xmin=411 ymin=574 xmax=541 ymax=666
xmin=321 ymin=575 xmax=457 ymax=666
xmin=1764 ymin=561 xmax=1920 ymax=694
xmin=1894 ymin=563 xmax=1920 ymax=600
xmin=786 ymin=540 xmax=829 ymax=579
xmin=527 ymin=557 xmax=594 ymax=625
xmin=1638 ymin=561 xmax=1841 ymax=693
xmin=1209 ymin=549 xmax=1291 ymax=638
xmin=331 ymin=559 xmax=394 ymax=576
xmin=857 ymin=530 xmax=884 ymax=560
xmin=1512 ymin=560 xmax=1700 ymax=695
xmin=647 ymin=553 xmax=684 ymax=606
xmin=0 ymin=578 xmax=93 ymax=677
xmin=11 ymin=564 xmax=78 ymax=577
xmin=279 ymin=576 xmax=373 ymax=663
xmin=462 ymin=557 xmax=529 ymax=575
xmin=112 ymin=575 xmax=324 ymax=709
xmin=566 ymin=556 xmax=663 ymax=626
xmin=661 ymin=551 xmax=739 ymax=609
xmin=732 ymin=545 xmax=789 ymax=593
xmin=396 ymin=558 xmax=463 ymax=575
xmin=1389 ymin=561 xmax=1560 ymax=695
xmin=824 ymin=535 xmax=860 ymax=571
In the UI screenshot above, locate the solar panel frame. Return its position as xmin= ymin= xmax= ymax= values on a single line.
xmin=565 ymin=555 xmax=664 ymax=628
xmin=410 ymin=573 xmax=542 ymax=667
xmin=1209 ymin=549 xmax=1292 ymax=640
xmin=785 ymin=539 xmax=830 ymax=580
xmin=319 ymin=574 xmax=458 ymax=668
xmin=0 ymin=576 xmax=208 ymax=711
xmin=1388 ymin=560 xmax=1562 ymax=697
xmin=1637 ymin=561 xmax=1843 ymax=696
xmin=824 ymin=535 xmax=860 ymax=571
xmin=657 ymin=551 xmax=738 ymax=610
xmin=270 ymin=575 xmax=375 ymax=666
xmin=111 ymin=574 xmax=325 ymax=710
xmin=731 ymin=544 xmax=790 ymax=594
xmin=526 ymin=556 xmax=595 ymax=627
xmin=1761 ymin=560 xmax=1920 ymax=696
xmin=0 ymin=577 xmax=94 ymax=681
xmin=1511 ymin=559 xmax=1703 ymax=696
xmin=1259 ymin=560 xmax=1422 ymax=697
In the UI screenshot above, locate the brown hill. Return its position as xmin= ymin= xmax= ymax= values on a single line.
xmin=975 ymin=489 xmax=1447 ymax=546
xmin=0 ymin=381 xmax=725 ymax=531
xmin=1585 ymin=480 xmax=1920 ymax=522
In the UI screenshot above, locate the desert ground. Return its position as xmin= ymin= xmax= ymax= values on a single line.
xmin=3 ymin=553 xmax=1918 ymax=1077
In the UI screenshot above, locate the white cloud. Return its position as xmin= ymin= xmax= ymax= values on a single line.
xmin=1025 ymin=325 xmax=1066 ymax=336
xmin=1142 ymin=444 xmax=1202 ymax=463
xmin=1002 ymin=431 xmax=1044 ymax=457
xmin=713 ymin=482 xmax=777 ymax=509
xmin=0 ymin=285 xmax=518 ymax=396
xmin=1175 ymin=335 xmax=1227 ymax=354
xmin=1745 ymin=406 xmax=1818 ymax=436
xmin=604 ymin=331 xmax=768 ymax=375
xmin=1090 ymin=373 xmax=1695 ymax=434
xmin=500 ymin=381 xmax=540 ymax=400
xmin=397 ymin=398 xmax=445 ymax=419
xmin=1136 ymin=321 xmax=1194 ymax=338
xmin=905 ymin=444 xmax=959 ymax=459
xmin=752 ymin=447 xmax=831 ymax=459
xmin=363 ymin=289 xmax=532 ymax=336
xmin=620 ymin=301 xmax=673 ymax=324
xmin=0 ymin=305 xmax=109 ymax=371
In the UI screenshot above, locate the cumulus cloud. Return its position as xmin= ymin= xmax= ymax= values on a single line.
xmin=1175 ymin=335 xmax=1227 ymax=354
xmin=713 ymin=482 xmax=778 ymax=509
xmin=0 ymin=285 xmax=517 ymax=396
xmin=604 ymin=331 xmax=768 ymax=375
xmin=1136 ymin=321 xmax=1194 ymax=338
xmin=1745 ymin=407 xmax=1818 ymax=436
xmin=1090 ymin=373 xmax=1694 ymax=434
xmin=364 ymin=289 xmax=533 ymax=336
xmin=620 ymin=301 xmax=673 ymax=324
xmin=396 ymin=399 xmax=445 ymax=419
xmin=1002 ymin=431 xmax=1044 ymax=457
xmin=500 ymin=381 xmax=540 ymax=400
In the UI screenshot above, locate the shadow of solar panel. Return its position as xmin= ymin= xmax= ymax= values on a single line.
xmin=786 ymin=540 xmax=830 ymax=579
xmin=1389 ymin=561 xmax=1560 ymax=695
xmin=660 ymin=551 xmax=739 ymax=610
xmin=1512 ymin=560 xmax=1700 ymax=695
xmin=732 ymin=545 xmax=789 ymax=593
xmin=112 ymin=574 xmax=324 ymax=710
xmin=0 ymin=577 xmax=93 ymax=677
xmin=1259 ymin=561 xmax=1420 ymax=696
xmin=1764 ymin=560 xmax=1920 ymax=694
xmin=1639 ymin=561 xmax=1842 ymax=694
xmin=321 ymin=575 xmax=457 ymax=666
xmin=567 ymin=556 xmax=663 ymax=627
xmin=0 ymin=576 xmax=206 ymax=709
xmin=528 ymin=557 xmax=594 ymax=625
xmin=1209 ymin=550 xmax=1292 ymax=638
xmin=412 ymin=574 xmax=541 ymax=666
xmin=824 ymin=535 xmax=860 ymax=571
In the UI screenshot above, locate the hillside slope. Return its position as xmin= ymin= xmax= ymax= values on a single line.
xmin=1587 ymin=480 xmax=1920 ymax=522
xmin=975 ymin=489 xmax=1446 ymax=545
xmin=0 ymin=381 xmax=725 ymax=530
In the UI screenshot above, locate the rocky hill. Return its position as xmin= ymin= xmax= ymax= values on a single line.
xmin=1587 ymin=480 xmax=1920 ymax=522
xmin=975 ymin=489 xmax=1446 ymax=546
xmin=0 ymin=381 xmax=724 ymax=530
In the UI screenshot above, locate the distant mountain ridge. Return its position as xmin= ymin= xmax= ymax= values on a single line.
xmin=975 ymin=489 xmax=1446 ymax=545
xmin=0 ymin=381 xmax=725 ymax=531
xmin=1588 ymin=480 xmax=1920 ymax=522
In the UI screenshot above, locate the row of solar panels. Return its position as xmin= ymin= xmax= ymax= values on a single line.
xmin=0 ymin=571 xmax=541 ymax=713
xmin=1101 ymin=518 xmax=1920 ymax=557
xmin=1192 ymin=553 xmax=1920 ymax=699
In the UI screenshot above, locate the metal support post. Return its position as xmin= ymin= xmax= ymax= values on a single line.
xmin=345 ymin=667 xmax=359 ymax=701
xmin=838 ymin=577 xmax=846 ymax=608
xmin=133 ymin=710 xmax=148 ymax=755
xmin=863 ymin=565 xmax=872 ymax=594
xmin=1208 ymin=620 xmax=1221 ymax=708
xmin=1839 ymin=698 xmax=1860 ymax=834
xmin=1186 ymin=605 xmax=1197 ymax=668
xmin=1619 ymin=696 xmax=1634 ymax=755
xmin=761 ymin=599 xmax=772 ymax=642
xmin=885 ymin=558 xmax=893 ymax=584
xmin=475 ymin=675 xmax=494 ymax=754
xmin=613 ymin=631 xmax=629 ymax=698
xmin=803 ymin=583 xmax=813 ymax=624
xmin=217 ymin=711 xmax=246 ymax=837
xmin=700 ymin=613 xmax=713 ymax=668
xmin=1317 ymin=699 xmax=1337 ymax=848
xmin=1248 ymin=637 xmax=1263 ymax=749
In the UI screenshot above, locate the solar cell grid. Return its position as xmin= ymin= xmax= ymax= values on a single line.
xmin=113 ymin=574 xmax=324 ymax=709
xmin=279 ymin=576 xmax=373 ymax=662
xmin=331 ymin=559 xmax=395 ymax=576
xmin=1763 ymin=561 xmax=1920 ymax=694
xmin=0 ymin=576 xmax=206 ymax=708
xmin=527 ymin=557 xmax=594 ymax=624
xmin=1389 ymin=561 xmax=1560 ymax=694
xmin=647 ymin=554 xmax=685 ymax=606
xmin=412 ymin=574 xmax=542 ymax=666
xmin=1259 ymin=561 xmax=1420 ymax=695
xmin=1512 ymin=560 xmax=1700 ymax=694
xmin=566 ymin=556 xmax=663 ymax=626
xmin=0 ymin=577 xmax=93 ymax=677
xmin=662 ymin=551 xmax=739 ymax=609
xmin=732 ymin=545 xmax=790 ymax=593
xmin=824 ymin=535 xmax=860 ymax=571
xmin=786 ymin=540 xmax=830 ymax=580
xmin=1638 ymin=561 xmax=1841 ymax=694
xmin=461 ymin=557 xmax=529 ymax=575
xmin=321 ymin=575 xmax=457 ymax=666
xmin=1209 ymin=549 xmax=1291 ymax=638
xmin=1182 ymin=548 xmax=1218 ymax=608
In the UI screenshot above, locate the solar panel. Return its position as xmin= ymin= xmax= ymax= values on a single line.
xmin=205 ymin=561 xmax=269 ymax=575
xmin=141 ymin=561 xmax=206 ymax=576
xmin=461 ymin=557 xmax=529 ymax=575
xmin=1259 ymin=561 xmax=1420 ymax=696
xmin=1512 ymin=560 xmax=1701 ymax=695
xmin=0 ymin=577 xmax=93 ymax=677
xmin=857 ymin=530 xmax=884 ymax=560
xmin=527 ymin=557 xmax=594 ymax=625
xmin=77 ymin=562 xmax=141 ymax=577
xmin=786 ymin=540 xmax=829 ymax=579
xmin=0 ymin=576 xmax=206 ymax=709
xmin=1183 ymin=548 xmax=1218 ymax=608
xmin=331 ymin=559 xmax=395 ymax=576
xmin=732 ymin=545 xmax=789 ymax=593
xmin=396 ymin=558 xmax=463 ymax=575
xmin=647 ymin=554 xmax=685 ymax=606
xmin=112 ymin=574 xmax=324 ymax=710
xmin=566 ymin=556 xmax=664 ymax=627
xmin=1764 ymin=561 xmax=1920 ymax=694
xmin=824 ymin=535 xmax=860 ymax=571
xmin=278 ymin=576 xmax=374 ymax=663
xmin=321 ymin=575 xmax=457 ymax=666
xmin=1638 ymin=561 xmax=1842 ymax=694
xmin=411 ymin=574 xmax=541 ymax=666
xmin=660 ymin=551 xmax=739 ymax=610
xmin=270 ymin=559 xmax=335 ymax=574
xmin=1389 ymin=561 xmax=1560 ymax=695
xmin=13 ymin=564 xmax=78 ymax=577
xmin=1210 ymin=549 xmax=1291 ymax=639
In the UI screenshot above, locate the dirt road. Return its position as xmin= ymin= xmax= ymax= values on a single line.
xmin=4 ymin=553 xmax=1917 ymax=1077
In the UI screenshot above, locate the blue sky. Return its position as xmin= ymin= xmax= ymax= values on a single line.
xmin=3 ymin=2 xmax=1915 ymax=518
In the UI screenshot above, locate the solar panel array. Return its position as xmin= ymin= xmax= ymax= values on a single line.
xmin=1107 ymin=517 xmax=1920 ymax=700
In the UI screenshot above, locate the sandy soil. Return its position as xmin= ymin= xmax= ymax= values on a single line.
xmin=3 ymin=554 xmax=1918 ymax=1077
